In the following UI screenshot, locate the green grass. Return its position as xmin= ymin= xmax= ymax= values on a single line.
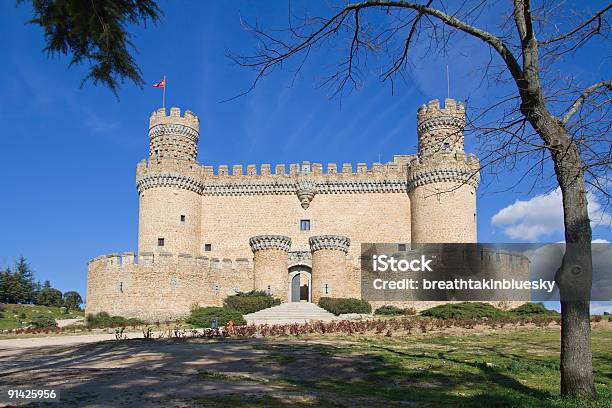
xmin=0 ymin=303 xmax=84 ymax=329
xmin=195 ymin=327 xmax=611 ymax=407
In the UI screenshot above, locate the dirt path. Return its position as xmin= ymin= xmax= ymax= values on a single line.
xmin=0 ymin=336 xmax=374 ymax=407
xmin=0 ymin=332 xmax=121 ymax=349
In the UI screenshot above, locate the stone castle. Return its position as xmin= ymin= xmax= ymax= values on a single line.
xmin=86 ymin=98 xmax=494 ymax=321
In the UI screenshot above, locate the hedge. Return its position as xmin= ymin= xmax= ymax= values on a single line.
xmin=85 ymin=312 xmax=142 ymax=328
xmin=186 ymin=307 xmax=246 ymax=328
xmin=374 ymin=305 xmax=416 ymax=316
xmin=509 ymin=303 xmax=559 ymax=316
xmin=318 ymin=297 xmax=372 ymax=316
xmin=420 ymin=302 xmax=505 ymax=319
xmin=223 ymin=291 xmax=280 ymax=314
xmin=29 ymin=314 xmax=57 ymax=328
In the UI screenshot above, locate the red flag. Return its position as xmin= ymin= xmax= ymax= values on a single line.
xmin=152 ymin=78 xmax=166 ymax=88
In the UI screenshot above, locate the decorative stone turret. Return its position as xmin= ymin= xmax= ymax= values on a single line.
xmin=408 ymin=98 xmax=480 ymax=243
xmin=417 ymin=98 xmax=465 ymax=156
xmin=250 ymin=235 xmax=291 ymax=301
xmin=309 ymin=235 xmax=350 ymax=302
xmin=149 ymin=107 xmax=200 ymax=162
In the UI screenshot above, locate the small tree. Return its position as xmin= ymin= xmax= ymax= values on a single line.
xmin=37 ymin=287 xmax=63 ymax=307
xmin=63 ymin=291 xmax=83 ymax=311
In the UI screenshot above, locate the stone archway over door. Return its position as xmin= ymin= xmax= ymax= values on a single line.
xmin=288 ymin=268 xmax=311 ymax=302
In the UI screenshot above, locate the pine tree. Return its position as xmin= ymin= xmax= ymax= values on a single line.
xmin=15 ymin=256 xmax=36 ymax=303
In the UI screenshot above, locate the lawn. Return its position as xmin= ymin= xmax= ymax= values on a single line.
xmin=0 ymin=303 xmax=84 ymax=329
xmin=193 ymin=326 xmax=611 ymax=407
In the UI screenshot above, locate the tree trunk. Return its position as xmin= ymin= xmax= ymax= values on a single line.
xmin=555 ymin=150 xmax=596 ymax=398
xmin=519 ymin=97 xmax=596 ymax=398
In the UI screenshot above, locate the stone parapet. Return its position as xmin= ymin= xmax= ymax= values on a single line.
xmin=136 ymin=172 xmax=203 ymax=195
xmin=309 ymin=235 xmax=351 ymax=253
xmin=149 ymin=107 xmax=199 ymax=132
xmin=407 ymin=153 xmax=480 ymax=192
xmin=249 ymin=235 xmax=292 ymax=253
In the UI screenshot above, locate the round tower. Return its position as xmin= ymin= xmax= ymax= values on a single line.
xmin=408 ymin=99 xmax=480 ymax=243
xmin=136 ymin=107 xmax=203 ymax=256
xmin=148 ymin=107 xmax=199 ymax=161
xmin=310 ymin=235 xmax=350 ymax=302
xmin=250 ymin=235 xmax=291 ymax=302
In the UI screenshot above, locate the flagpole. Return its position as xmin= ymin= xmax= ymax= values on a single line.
xmin=162 ymin=75 xmax=166 ymax=108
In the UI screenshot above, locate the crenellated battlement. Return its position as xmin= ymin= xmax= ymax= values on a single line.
xmin=417 ymin=98 xmax=465 ymax=125
xmin=87 ymin=252 xmax=253 ymax=271
xmin=135 ymin=156 xmax=414 ymax=197
xmin=199 ymin=159 xmax=409 ymax=179
xmin=149 ymin=107 xmax=199 ymax=130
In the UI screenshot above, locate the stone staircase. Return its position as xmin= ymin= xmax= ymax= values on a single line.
xmin=244 ymin=302 xmax=338 ymax=325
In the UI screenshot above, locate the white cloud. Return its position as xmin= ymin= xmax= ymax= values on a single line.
xmin=491 ymin=188 xmax=611 ymax=241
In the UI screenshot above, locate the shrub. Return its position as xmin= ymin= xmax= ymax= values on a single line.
xmin=374 ymin=305 xmax=415 ymax=316
xmin=319 ymin=297 xmax=372 ymax=316
xmin=18 ymin=312 xmax=26 ymax=319
xmin=223 ymin=291 xmax=280 ymax=314
xmin=421 ymin=302 xmax=504 ymax=319
xmin=85 ymin=312 xmax=142 ymax=328
xmin=186 ymin=307 xmax=245 ymax=328
xmin=30 ymin=314 xmax=57 ymax=328
xmin=0 ymin=312 xmax=4 ymax=319
xmin=509 ymin=303 xmax=559 ymax=316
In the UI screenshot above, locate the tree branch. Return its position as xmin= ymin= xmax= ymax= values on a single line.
xmin=561 ymin=80 xmax=612 ymax=125
xmin=539 ymin=3 xmax=611 ymax=45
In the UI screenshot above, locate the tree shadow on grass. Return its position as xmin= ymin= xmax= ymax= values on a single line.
xmin=0 ymin=337 xmax=598 ymax=407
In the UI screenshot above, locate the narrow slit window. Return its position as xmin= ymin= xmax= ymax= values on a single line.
xmin=180 ymin=215 xmax=186 ymax=223
xmin=157 ymin=238 xmax=165 ymax=247
xmin=300 ymin=219 xmax=311 ymax=231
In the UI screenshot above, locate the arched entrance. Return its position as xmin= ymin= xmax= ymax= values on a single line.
xmin=288 ymin=266 xmax=311 ymax=302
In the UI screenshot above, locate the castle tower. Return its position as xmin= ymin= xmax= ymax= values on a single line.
xmin=148 ymin=107 xmax=199 ymax=161
xmin=310 ymin=235 xmax=350 ymax=302
xmin=250 ymin=235 xmax=291 ymax=301
xmin=136 ymin=107 xmax=203 ymax=255
xmin=407 ymin=99 xmax=480 ymax=243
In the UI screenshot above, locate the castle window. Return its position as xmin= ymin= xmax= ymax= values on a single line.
xmin=213 ymin=284 xmax=220 ymax=295
xmin=398 ymin=244 xmax=407 ymax=252
xmin=157 ymin=238 xmax=165 ymax=247
xmin=442 ymin=142 xmax=450 ymax=151
xmin=324 ymin=283 xmax=330 ymax=295
xmin=204 ymin=244 xmax=212 ymax=252
xmin=300 ymin=219 xmax=311 ymax=231
xmin=180 ymin=215 xmax=186 ymax=223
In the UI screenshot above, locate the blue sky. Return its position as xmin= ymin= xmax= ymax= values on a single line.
xmin=0 ymin=1 xmax=609 ymax=301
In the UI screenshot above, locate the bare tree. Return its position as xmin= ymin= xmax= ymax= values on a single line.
xmin=231 ymin=0 xmax=611 ymax=399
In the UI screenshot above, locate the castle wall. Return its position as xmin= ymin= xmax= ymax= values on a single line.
xmin=200 ymin=189 xmax=411 ymax=262
xmin=86 ymin=253 xmax=253 ymax=321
